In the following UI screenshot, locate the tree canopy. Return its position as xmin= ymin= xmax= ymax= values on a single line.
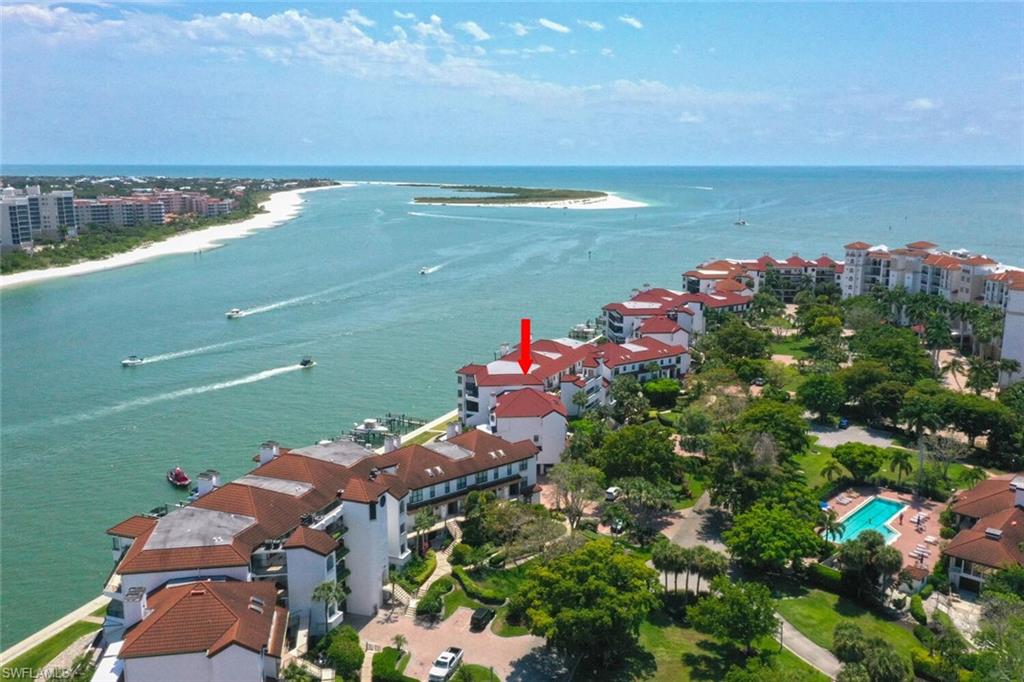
xmin=689 ymin=576 xmax=779 ymax=656
xmin=724 ymin=502 xmax=822 ymax=572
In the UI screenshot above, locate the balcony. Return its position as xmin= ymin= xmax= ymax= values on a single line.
xmin=251 ymin=554 xmax=287 ymax=577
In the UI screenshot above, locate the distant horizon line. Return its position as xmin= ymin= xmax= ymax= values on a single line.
xmin=2 ymin=163 xmax=1023 ymax=169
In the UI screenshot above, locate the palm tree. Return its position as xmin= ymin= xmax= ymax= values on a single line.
xmin=960 ymin=465 xmax=988 ymax=490
xmin=652 ymin=541 xmax=672 ymax=592
xmin=822 ymin=458 xmax=845 ymax=483
xmin=941 ymin=355 xmax=966 ymax=390
xmin=692 ymin=546 xmax=727 ymax=595
xmin=966 ymin=357 xmax=999 ymax=395
xmin=999 ymin=358 xmax=1022 ymax=384
xmin=889 ymin=449 xmax=914 ymax=487
xmin=950 ymin=302 xmax=975 ymax=353
xmin=391 ymin=634 xmax=408 ymax=655
xmin=414 ymin=509 xmax=436 ymax=556
xmin=876 ymin=545 xmax=904 ymax=603
xmin=680 ymin=546 xmax=697 ymax=594
xmin=821 ymin=509 xmax=845 ymax=543
xmin=311 ymin=581 xmax=346 ymax=633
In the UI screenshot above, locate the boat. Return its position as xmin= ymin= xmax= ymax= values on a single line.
xmin=300 ymin=356 xmax=316 ymax=368
xmin=419 ymin=267 xmax=429 ymax=275
xmin=226 ymin=308 xmax=244 ymax=319
xmin=167 ymin=467 xmax=191 ymax=488
xmin=734 ymin=217 xmax=747 ymax=226
xmin=121 ymin=355 xmax=144 ymax=367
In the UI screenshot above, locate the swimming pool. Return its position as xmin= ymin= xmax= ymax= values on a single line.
xmin=827 ymin=497 xmax=904 ymax=543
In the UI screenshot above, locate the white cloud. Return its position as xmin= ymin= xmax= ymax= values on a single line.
xmin=413 ymin=14 xmax=453 ymax=44
xmin=578 ymin=20 xmax=604 ymax=31
xmin=538 ymin=18 xmax=570 ymax=34
xmin=344 ymin=9 xmax=374 ymax=28
xmin=534 ymin=45 xmax=555 ymax=53
xmin=678 ymin=111 xmax=705 ymax=124
xmin=456 ymin=20 xmax=490 ymax=41
xmin=601 ymin=47 xmax=614 ymax=57
xmin=904 ymin=97 xmax=938 ymax=111
xmin=506 ymin=22 xmax=529 ymax=37
xmin=393 ymin=11 xmax=415 ymax=21
xmin=618 ymin=15 xmax=643 ymax=29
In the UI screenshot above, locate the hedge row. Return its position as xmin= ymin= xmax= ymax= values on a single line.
xmin=912 ymin=650 xmax=970 ymax=682
xmin=919 ymin=583 xmax=934 ymax=600
xmin=415 ymin=576 xmax=454 ymax=619
xmin=910 ymin=594 xmax=927 ymax=625
xmin=452 ymin=566 xmax=506 ymax=605
xmin=807 ymin=563 xmax=843 ymax=594
xmin=412 ymin=551 xmax=438 ymax=586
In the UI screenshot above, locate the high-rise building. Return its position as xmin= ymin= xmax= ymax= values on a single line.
xmin=0 ymin=185 xmax=79 ymax=251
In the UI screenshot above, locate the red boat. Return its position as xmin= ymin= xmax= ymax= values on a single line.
xmin=167 ymin=467 xmax=191 ymax=487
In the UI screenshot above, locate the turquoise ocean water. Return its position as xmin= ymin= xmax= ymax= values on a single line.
xmin=1 ymin=166 xmax=1022 ymax=645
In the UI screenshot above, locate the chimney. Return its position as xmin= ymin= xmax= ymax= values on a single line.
xmin=383 ymin=434 xmax=401 ymax=453
xmin=123 ymin=586 xmax=149 ymax=628
xmin=446 ymin=422 xmax=461 ymax=440
xmin=259 ymin=441 xmax=280 ymax=465
xmin=500 ymin=343 xmax=510 ymax=357
xmin=196 ymin=471 xmax=215 ymax=497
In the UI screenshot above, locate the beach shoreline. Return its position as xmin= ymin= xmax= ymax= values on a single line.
xmin=411 ymin=191 xmax=648 ymax=211
xmin=0 ymin=184 xmax=348 ymax=290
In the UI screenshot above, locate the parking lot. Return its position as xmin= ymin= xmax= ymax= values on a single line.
xmin=353 ymin=605 xmax=566 ymax=681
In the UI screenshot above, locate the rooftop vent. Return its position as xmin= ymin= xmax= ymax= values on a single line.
xmin=250 ymin=596 xmax=265 ymax=608
xmin=190 ymin=587 xmax=207 ymax=597
xmin=985 ymin=528 xmax=1003 ymax=540
xmin=369 ymin=467 xmax=380 ymax=480
xmin=433 ymin=466 xmax=443 ymax=476
xmin=425 ymin=468 xmax=434 ymax=478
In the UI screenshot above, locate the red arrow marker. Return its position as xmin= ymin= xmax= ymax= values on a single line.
xmin=518 ymin=318 xmax=532 ymax=374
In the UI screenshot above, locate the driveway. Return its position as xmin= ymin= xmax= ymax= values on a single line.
xmin=662 ymin=492 xmax=727 ymax=553
xmin=353 ymin=606 xmax=565 ymax=681
xmin=810 ymin=423 xmax=898 ymax=449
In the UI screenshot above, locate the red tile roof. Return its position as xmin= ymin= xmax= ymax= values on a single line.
xmin=951 ymin=475 xmax=1019 ymax=519
xmin=986 ymin=270 xmax=1024 ymax=290
xmin=844 ymin=241 xmax=873 ymax=249
xmin=963 ymin=255 xmax=996 ymax=266
xmin=494 ymin=388 xmax=567 ymax=419
xmin=924 ymin=253 xmax=964 ymax=270
xmin=713 ymin=278 xmax=748 ymax=293
xmin=283 ymin=526 xmax=339 ymax=556
xmin=906 ymin=241 xmax=938 ymax=249
xmin=582 ymin=336 xmax=686 ymax=369
xmin=637 ymin=315 xmax=682 ymax=334
xmin=107 ymin=515 xmax=158 ymax=539
xmin=457 ymin=338 xmax=584 ymax=387
xmin=120 ymin=581 xmax=286 ymax=660
xmin=944 ymin=506 xmax=1024 ymax=570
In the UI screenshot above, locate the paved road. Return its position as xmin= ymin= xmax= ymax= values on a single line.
xmin=663 ymin=492 xmax=727 ymax=553
xmin=778 ymin=614 xmax=841 ymax=679
xmin=810 ymin=423 xmax=898 ymax=449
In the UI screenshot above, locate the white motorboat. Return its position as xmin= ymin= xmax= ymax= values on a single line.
xmin=226 ymin=308 xmax=244 ymax=319
xmin=121 ymin=355 xmax=144 ymax=367
xmin=419 ymin=267 xmax=429 ymax=275
xmin=300 ymin=356 xmax=316 ymax=369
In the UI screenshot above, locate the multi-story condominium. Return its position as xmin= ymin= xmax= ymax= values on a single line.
xmin=488 ymin=388 xmax=568 ymax=473
xmin=684 ymin=253 xmax=843 ymax=303
xmin=0 ymin=186 xmax=78 ymax=250
xmin=101 ymin=430 xmax=538 ymax=681
xmin=146 ymin=191 xmax=236 ymax=218
xmin=74 ymin=197 xmax=166 ymax=228
xmin=944 ymin=474 xmax=1024 ymax=593
xmin=601 ymin=284 xmax=755 ymax=343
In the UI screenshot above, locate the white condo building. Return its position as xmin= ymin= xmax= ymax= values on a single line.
xmin=1 ymin=186 xmax=78 ymax=251
xmin=100 ymin=430 xmax=539 ymax=682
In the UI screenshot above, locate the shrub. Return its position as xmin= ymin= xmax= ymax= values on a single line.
xmin=371 ymin=647 xmax=416 ymax=682
xmin=452 ymin=566 xmax=505 ymax=605
xmin=912 ymin=649 xmax=960 ymax=682
xmin=891 ymin=596 xmax=906 ymax=609
xmin=449 ymin=543 xmax=473 ymax=566
xmin=487 ymin=553 xmax=506 ymax=569
xmin=578 ymin=518 xmax=599 ymax=532
xmin=413 ymin=551 xmax=437 ymax=585
xmin=422 ymin=576 xmax=454 ymax=601
xmin=808 ymin=563 xmax=844 ymax=594
xmin=919 ymin=583 xmax=934 ymax=600
xmin=415 ymin=594 xmax=442 ymax=619
xmin=940 ymin=526 xmax=956 ymax=539
xmin=325 ymin=625 xmax=364 ymax=679
xmin=913 ymin=624 xmax=934 ymax=647
xmin=910 ymin=594 xmax=927 ymax=625
xmin=833 ymin=622 xmax=867 ymax=663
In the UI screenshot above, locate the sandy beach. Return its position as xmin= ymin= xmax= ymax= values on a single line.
xmin=0 ymin=184 xmax=348 ymax=290
xmin=412 ymin=191 xmax=648 ymax=211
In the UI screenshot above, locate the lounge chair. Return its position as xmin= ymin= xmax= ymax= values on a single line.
xmin=925 ymin=535 xmax=938 ymax=545
xmin=836 ymin=495 xmax=852 ymax=505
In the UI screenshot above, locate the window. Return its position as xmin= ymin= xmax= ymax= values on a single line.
xmin=492 ymin=469 xmax=499 ymax=481
xmin=326 ymin=554 xmax=335 ymax=573
xmin=379 ymin=496 xmax=386 ymax=508
xmin=411 ymin=489 xmax=423 ymax=504
xmin=369 ymin=503 xmax=377 ymax=521
xmin=476 ymin=471 xmax=487 ymax=484
xmin=399 ymin=500 xmax=405 ymax=514
xmin=445 ymin=480 xmax=451 ymax=494
xmin=457 ymin=476 xmax=467 ymax=490
xmin=505 ymin=464 xmax=513 ymax=476
xmin=519 ymin=460 xmax=528 ymax=472
xmin=429 ymin=486 xmax=436 ymax=499
xmin=532 ymin=435 xmax=539 ymax=443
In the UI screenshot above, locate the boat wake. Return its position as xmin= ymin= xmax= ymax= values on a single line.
xmin=683 ymin=185 xmax=715 ymax=191
xmin=420 ymin=263 xmax=445 ymax=275
xmin=140 ymin=339 xmax=248 ymax=364
xmin=238 ymin=292 xmax=322 ymax=317
xmin=7 ymin=365 xmax=306 ymax=434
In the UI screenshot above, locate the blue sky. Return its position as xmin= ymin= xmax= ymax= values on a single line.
xmin=2 ymin=2 xmax=1022 ymax=165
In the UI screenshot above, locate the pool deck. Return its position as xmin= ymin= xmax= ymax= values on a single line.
xmin=827 ymin=486 xmax=943 ymax=572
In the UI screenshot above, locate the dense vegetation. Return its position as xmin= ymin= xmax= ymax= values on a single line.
xmin=410 ymin=184 xmax=606 ymax=204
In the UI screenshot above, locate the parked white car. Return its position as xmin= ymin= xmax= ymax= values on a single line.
xmin=428 ymin=647 xmax=464 ymax=681
xmin=605 ymin=486 xmax=622 ymax=501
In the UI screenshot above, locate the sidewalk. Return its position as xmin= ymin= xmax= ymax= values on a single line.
xmin=777 ymin=614 xmax=841 ymax=680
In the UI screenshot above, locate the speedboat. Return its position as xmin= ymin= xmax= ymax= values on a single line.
xmin=419 ymin=267 xmax=429 ymax=275
xmin=121 ymin=355 xmax=144 ymax=367
xmin=300 ymin=356 xmax=316 ymax=368
xmin=226 ymin=308 xmax=244 ymax=319
xmin=734 ymin=218 xmax=747 ymax=226
xmin=167 ymin=467 xmax=191 ymax=488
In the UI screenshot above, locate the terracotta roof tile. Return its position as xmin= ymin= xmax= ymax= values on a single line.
xmin=844 ymin=241 xmax=873 ymax=249
xmin=283 ymin=526 xmax=338 ymax=556
xmin=944 ymin=507 xmax=1024 ymax=569
xmin=951 ymin=475 xmax=1019 ymax=519
xmin=494 ymin=388 xmax=567 ymax=419
xmin=107 ymin=515 xmax=158 ymax=539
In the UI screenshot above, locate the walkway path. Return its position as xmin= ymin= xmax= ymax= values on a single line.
xmin=663 ymin=492 xmax=727 ymax=553
xmin=778 ymin=614 xmax=841 ymax=680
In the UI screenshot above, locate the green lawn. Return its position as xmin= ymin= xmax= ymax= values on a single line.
xmin=404 ymin=429 xmax=445 ymax=446
xmin=90 ymin=603 xmax=109 ymax=618
xmin=442 ymin=585 xmax=483 ymax=620
xmin=459 ymin=663 xmax=501 ymax=681
xmin=674 ymin=478 xmax=706 ymax=510
xmin=471 ymin=561 xmax=534 ymax=599
xmin=775 ymin=588 xmax=922 ymax=663
xmin=573 ymin=609 xmax=826 ymax=681
xmin=770 ymin=336 xmax=813 ymax=359
xmin=491 ymin=606 xmax=530 ymax=637
xmin=1 ymin=621 xmax=101 ymax=675
xmin=796 ymin=443 xmax=977 ymax=495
